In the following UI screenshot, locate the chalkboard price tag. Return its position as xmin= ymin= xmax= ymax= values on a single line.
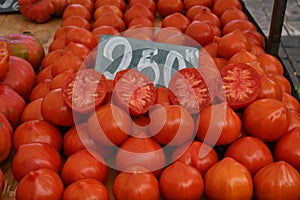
xmin=95 ymin=34 xmax=200 ymax=87
xmin=0 ymin=0 xmax=19 ymax=13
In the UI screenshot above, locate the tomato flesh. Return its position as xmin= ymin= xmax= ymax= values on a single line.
xmin=168 ymin=68 xmax=211 ymax=114
xmin=113 ymin=69 xmax=155 ymax=116
xmin=220 ymin=63 xmax=261 ymax=109
xmin=62 ymin=69 xmax=108 ymax=114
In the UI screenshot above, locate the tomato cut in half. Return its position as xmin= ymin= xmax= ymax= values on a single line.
xmin=219 ymin=63 xmax=261 ymax=110
xmin=62 ymin=69 xmax=108 ymax=114
xmin=0 ymin=41 xmax=9 ymax=80
xmin=113 ymin=69 xmax=155 ymax=116
xmin=168 ymin=68 xmax=211 ymax=114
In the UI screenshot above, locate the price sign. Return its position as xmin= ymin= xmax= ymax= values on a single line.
xmin=95 ymin=34 xmax=200 ymax=87
xmin=0 ymin=0 xmax=19 ymax=12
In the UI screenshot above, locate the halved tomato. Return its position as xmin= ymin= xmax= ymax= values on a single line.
xmin=219 ymin=63 xmax=261 ymax=109
xmin=168 ymin=68 xmax=211 ymax=114
xmin=62 ymin=69 xmax=108 ymax=114
xmin=113 ymin=69 xmax=155 ymax=116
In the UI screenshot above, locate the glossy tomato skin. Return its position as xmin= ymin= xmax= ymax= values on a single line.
xmin=29 ymin=79 xmax=52 ymax=102
xmin=93 ymin=13 xmax=125 ymax=32
xmin=213 ymin=0 xmax=242 ymax=17
xmin=154 ymin=87 xmax=170 ymax=106
xmin=20 ymin=98 xmax=44 ymax=122
xmin=124 ymin=3 xmax=154 ymax=26
xmin=243 ymin=98 xmax=290 ymax=142
xmin=87 ymin=104 xmax=131 ymax=146
xmin=62 ymin=15 xmax=91 ymax=30
xmin=16 ymin=168 xmax=64 ymax=200
xmin=171 ymin=140 xmax=218 ymax=176
xmin=41 ymin=88 xmax=74 ymax=127
xmin=94 ymin=0 xmax=126 ymax=13
xmin=148 ymin=105 xmax=195 ymax=146
xmin=197 ymin=102 xmax=242 ymax=145
xmin=13 ymin=120 xmax=62 ymax=152
xmin=62 ymin=3 xmax=91 ymax=21
xmin=113 ymin=166 xmax=159 ymax=200
xmin=12 ymin=143 xmax=62 ymax=182
xmin=219 ymin=63 xmax=261 ymax=110
xmin=63 ymin=178 xmax=109 ymax=200
xmin=0 ymin=84 xmax=26 ymax=129
xmin=63 ymin=124 xmax=88 ymax=157
xmin=115 ymin=136 xmax=166 ymax=173
xmin=0 ymin=41 xmax=10 ymax=81
xmin=61 ymin=149 xmax=108 ymax=186
xmin=93 ymin=5 xmax=123 ymax=20
xmin=257 ymin=74 xmax=283 ymax=100
xmin=205 ymin=157 xmax=253 ymax=200
xmin=157 ymin=0 xmax=184 ymax=17
xmin=1 ymin=56 xmax=36 ymax=100
xmin=113 ymin=69 xmax=156 ymax=116
xmin=225 ymin=136 xmax=273 ymax=176
xmin=160 ymin=162 xmax=204 ymax=200
xmin=161 ymin=13 xmax=191 ymax=32
xmin=183 ymin=0 xmax=213 ymax=10
xmin=274 ymin=127 xmax=300 ymax=171
xmin=185 ymin=20 xmax=214 ymax=46
xmin=254 ymin=161 xmax=300 ymax=199
xmin=0 ymin=33 xmax=45 ymax=70
xmin=0 ymin=126 xmax=12 ymax=163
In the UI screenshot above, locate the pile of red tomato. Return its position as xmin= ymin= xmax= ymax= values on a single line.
xmin=1 ymin=0 xmax=300 ymax=199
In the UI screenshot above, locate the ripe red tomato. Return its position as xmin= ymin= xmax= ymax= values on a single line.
xmin=127 ymin=17 xmax=154 ymax=28
xmin=219 ymin=63 xmax=261 ymax=109
xmin=148 ymin=105 xmax=195 ymax=146
xmin=87 ymin=104 xmax=131 ymax=146
xmin=274 ymin=127 xmax=300 ymax=171
xmin=36 ymin=65 xmax=53 ymax=84
xmin=50 ymin=70 xmax=74 ymax=90
xmin=0 ymin=84 xmax=26 ymax=129
xmin=20 ymin=98 xmax=44 ymax=122
xmin=217 ymin=30 xmax=251 ymax=59
xmin=222 ymin=19 xmax=256 ymax=35
xmin=0 ymin=33 xmax=45 ymax=71
xmin=197 ymin=102 xmax=241 ymax=145
xmin=93 ymin=5 xmax=123 ymax=20
xmin=94 ymin=0 xmax=126 ymax=13
xmin=0 ymin=168 xmax=4 ymax=195
xmin=192 ymin=9 xmax=220 ymax=27
xmin=93 ymin=13 xmax=126 ymax=32
xmin=51 ymin=52 xmax=83 ymax=77
xmin=257 ymin=53 xmax=284 ymax=75
xmin=128 ymin=0 xmax=157 ymax=14
xmin=113 ymin=69 xmax=156 ymax=116
xmin=12 ymin=143 xmax=62 ymax=182
xmin=282 ymin=92 xmax=300 ymax=113
xmin=115 ymin=136 xmax=166 ymax=173
xmin=124 ymin=3 xmax=154 ymax=26
xmin=41 ymin=88 xmax=74 ymax=127
xmin=185 ymin=20 xmax=214 ymax=46
xmin=225 ymin=136 xmax=273 ymax=176
xmin=0 ymin=41 xmax=9 ymax=81
xmin=160 ymin=162 xmax=204 ymax=200
xmin=61 ymin=149 xmax=108 ymax=186
xmin=258 ymin=74 xmax=283 ymax=100
xmin=61 ymin=69 xmax=108 ymax=114
xmin=0 ymin=112 xmax=13 ymax=139
xmin=168 ymin=68 xmax=211 ymax=114
xmin=185 ymin=5 xmax=211 ymax=21
xmin=154 ymin=87 xmax=170 ymax=106
xmin=205 ymin=157 xmax=253 ymax=199
xmin=16 ymin=168 xmax=64 ymax=200
xmin=18 ymin=0 xmax=67 ymax=23
xmin=113 ymin=166 xmax=159 ymax=200
xmin=1 ymin=56 xmax=36 ymax=100
xmin=288 ymin=110 xmax=300 ymax=132
xmin=62 ymin=4 xmax=91 ymax=22
xmin=92 ymin=25 xmax=120 ymax=43
xmin=63 ymin=124 xmax=87 ymax=157
xmin=0 ymin=127 xmax=12 ymax=163
xmin=63 ymin=178 xmax=109 ymax=200
xmin=243 ymin=29 xmax=265 ymax=48
xmin=220 ymin=7 xmax=248 ymax=27
xmin=254 ymin=161 xmax=300 ymax=199
xmin=62 ymin=16 xmax=91 ymax=30
xmin=212 ymin=0 xmax=242 ymax=17
xmin=268 ymin=73 xmax=292 ymax=95
xmin=68 ymin=0 xmax=94 ymax=13
xmin=184 ymin=0 xmax=213 ymax=10
xmin=243 ymin=98 xmax=290 ymax=142
xmin=171 ymin=140 xmax=218 ymax=176
xmin=13 ymin=120 xmax=62 ymax=152
xmin=30 ymin=79 xmax=52 ymax=102
xmin=65 ymin=27 xmax=98 ymax=50
xmin=157 ymin=0 xmax=184 ymax=17
xmin=161 ymin=13 xmax=190 ymax=32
